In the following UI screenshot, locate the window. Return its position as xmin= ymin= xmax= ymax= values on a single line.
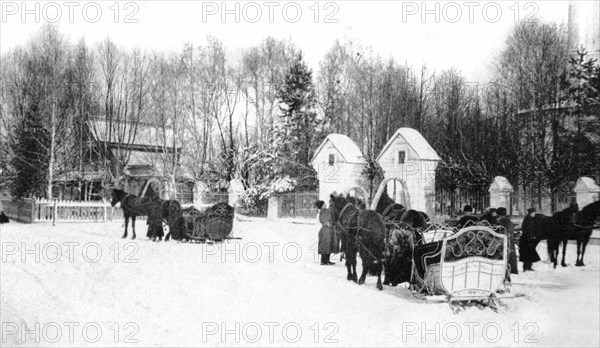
xmin=398 ymin=151 xmax=405 ymax=164
xmin=329 ymin=154 xmax=335 ymax=166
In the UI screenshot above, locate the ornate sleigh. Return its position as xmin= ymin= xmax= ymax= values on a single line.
xmin=412 ymin=225 xmax=509 ymax=310
xmin=181 ymin=203 xmax=238 ymax=242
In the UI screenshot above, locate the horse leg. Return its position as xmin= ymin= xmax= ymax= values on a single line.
xmin=345 ymin=250 xmax=353 ymax=281
xmin=358 ymin=254 xmax=368 ymax=285
xmin=122 ymin=215 xmax=129 ymax=239
xmin=131 ymin=216 xmax=136 ymax=240
xmin=575 ymin=240 xmax=583 ymax=266
xmin=350 ymin=250 xmax=358 ymax=283
xmin=560 ymin=239 xmax=567 ymax=267
xmin=376 ymin=264 xmax=383 ymax=291
xmin=579 ymin=239 xmax=588 ymax=267
xmin=547 ymin=239 xmax=557 ymax=268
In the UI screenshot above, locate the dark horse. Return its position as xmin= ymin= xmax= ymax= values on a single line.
xmin=375 ymin=188 xmax=405 ymax=221
xmin=536 ymin=201 xmax=600 ymax=268
xmin=374 ymin=186 xmax=430 ymax=286
xmin=329 ymin=193 xmax=387 ymax=290
xmin=381 ymin=209 xmax=428 ymax=287
xmin=110 ymin=189 xmax=163 ymax=240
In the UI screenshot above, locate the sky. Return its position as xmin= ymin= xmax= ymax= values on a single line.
xmin=0 ymin=0 xmax=573 ymax=82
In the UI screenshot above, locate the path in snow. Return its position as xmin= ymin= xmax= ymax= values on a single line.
xmin=0 ymin=218 xmax=598 ymax=347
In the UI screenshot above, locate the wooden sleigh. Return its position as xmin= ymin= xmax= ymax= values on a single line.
xmin=411 ymin=225 xmax=510 ymax=309
xmin=180 ymin=203 xmax=240 ymax=243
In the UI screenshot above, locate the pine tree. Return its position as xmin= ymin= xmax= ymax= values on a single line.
xmin=11 ymin=106 xmax=49 ymax=198
xmin=275 ymin=51 xmax=319 ymax=179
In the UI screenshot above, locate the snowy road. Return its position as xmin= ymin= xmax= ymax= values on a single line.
xmin=1 ymin=218 xmax=598 ymax=347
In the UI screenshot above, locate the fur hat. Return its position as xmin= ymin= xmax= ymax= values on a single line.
xmin=497 ymin=207 xmax=508 ymax=216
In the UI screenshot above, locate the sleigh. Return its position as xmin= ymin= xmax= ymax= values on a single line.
xmin=412 ymin=225 xmax=509 ymax=303
xmin=181 ymin=203 xmax=239 ymax=242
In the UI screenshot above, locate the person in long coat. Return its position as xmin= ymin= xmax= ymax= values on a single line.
xmin=316 ymin=200 xmax=337 ymax=265
xmin=519 ymin=207 xmax=541 ymax=271
xmin=497 ymin=207 xmax=518 ymax=277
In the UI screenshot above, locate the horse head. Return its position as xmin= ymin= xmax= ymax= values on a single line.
xmin=345 ymin=194 xmax=366 ymax=210
xmin=110 ymin=189 xmax=127 ymax=207
xmin=329 ymin=193 xmax=349 ymax=224
xmin=400 ymin=209 xmax=428 ymax=230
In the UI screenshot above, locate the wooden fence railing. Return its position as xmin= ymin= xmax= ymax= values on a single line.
xmin=1 ymin=199 xmax=143 ymax=224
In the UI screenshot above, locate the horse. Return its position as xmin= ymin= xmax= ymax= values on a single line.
xmin=380 ymin=209 xmax=428 ymax=287
xmin=142 ymin=185 xmax=186 ymax=241
xmin=329 ymin=193 xmax=387 ymax=290
xmin=540 ymin=201 xmax=600 ymax=268
xmin=110 ymin=189 xmax=163 ymax=240
xmin=375 ymin=188 xmax=405 ymax=221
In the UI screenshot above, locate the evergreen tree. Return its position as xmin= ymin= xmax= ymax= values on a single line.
xmin=274 ymin=51 xmax=319 ymax=179
xmin=11 ymin=106 xmax=49 ymax=198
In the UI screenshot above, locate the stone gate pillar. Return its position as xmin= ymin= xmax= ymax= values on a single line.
xmin=574 ymin=177 xmax=600 ymax=208
xmin=228 ymin=179 xmax=244 ymax=208
xmin=489 ymin=176 xmax=514 ymax=211
xmin=193 ymin=181 xmax=209 ymax=206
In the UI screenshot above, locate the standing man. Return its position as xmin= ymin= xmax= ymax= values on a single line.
xmin=316 ymin=200 xmax=335 ymax=265
xmin=497 ymin=207 xmax=518 ymax=277
xmin=520 ymin=207 xmax=541 ymax=272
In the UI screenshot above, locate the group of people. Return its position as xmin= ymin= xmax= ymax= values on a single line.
xmin=457 ymin=205 xmax=541 ymax=273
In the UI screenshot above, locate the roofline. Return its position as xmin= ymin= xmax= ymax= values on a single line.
xmin=376 ymin=128 xmax=441 ymax=162
xmin=311 ymin=136 xmax=367 ymax=165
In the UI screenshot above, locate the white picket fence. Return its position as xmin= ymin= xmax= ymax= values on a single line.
xmin=33 ymin=199 xmax=138 ymax=225
xmin=1 ymin=198 xmax=211 ymax=224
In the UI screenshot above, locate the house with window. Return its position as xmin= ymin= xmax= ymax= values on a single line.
xmin=53 ymin=118 xmax=193 ymax=202
xmin=311 ymin=134 xmax=367 ymax=202
xmin=377 ymin=128 xmax=441 ymax=213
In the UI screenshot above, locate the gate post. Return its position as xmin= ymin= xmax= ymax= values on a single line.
xmin=228 ymin=179 xmax=244 ymax=208
xmin=574 ymin=177 xmax=600 ymax=208
xmin=103 ymin=199 xmax=108 ymax=223
xmin=267 ymin=196 xmax=279 ymax=220
xmin=30 ymin=199 xmax=35 ymax=223
xmin=488 ymin=176 xmax=513 ymax=213
xmin=52 ymin=199 xmax=58 ymax=226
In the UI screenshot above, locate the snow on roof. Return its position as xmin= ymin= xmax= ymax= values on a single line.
xmin=311 ymin=134 xmax=366 ymax=164
xmin=489 ymin=176 xmax=514 ymax=193
xmin=89 ymin=119 xmax=178 ymax=149
xmin=376 ymin=128 xmax=441 ymax=162
xmin=574 ymin=177 xmax=600 ymax=192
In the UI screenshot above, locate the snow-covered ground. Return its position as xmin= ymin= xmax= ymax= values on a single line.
xmin=1 ymin=217 xmax=598 ymax=347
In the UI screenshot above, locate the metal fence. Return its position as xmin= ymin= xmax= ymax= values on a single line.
xmin=429 ymin=190 xmax=490 ymax=217
xmin=278 ymin=192 xmax=319 ymax=218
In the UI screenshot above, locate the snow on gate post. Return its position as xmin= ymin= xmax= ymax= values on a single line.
xmin=193 ymin=181 xmax=209 ymax=207
xmin=489 ymin=176 xmax=513 ymax=213
xmin=267 ymin=196 xmax=279 ymax=220
xmin=574 ymin=177 xmax=600 ymax=209
xmin=228 ymin=179 xmax=244 ymax=209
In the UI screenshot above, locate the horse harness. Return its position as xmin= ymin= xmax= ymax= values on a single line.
xmin=120 ymin=194 xmax=163 ymax=222
xmin=335 ymin=203 xmax=386 ymax=264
